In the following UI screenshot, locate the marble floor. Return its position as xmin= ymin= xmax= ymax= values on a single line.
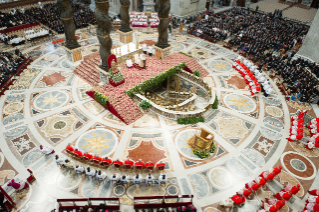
xmin=0 ymin=27 xmax=319 ymax=212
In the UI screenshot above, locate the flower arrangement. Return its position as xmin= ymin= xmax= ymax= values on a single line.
xmin=193 ymin=69 xmax=201 ymax=77
xmin=140 ymin=100 xmax=151 ymax=110
xmin=179 ymin=52 xmax=193 ymax=57
xmin=177 ymin=116 xmax=204 ymax=125
xmin=193 ymin=142 xmax=216 ymax=159
xmin=212 ymin=95 xmax=218 ymax=109
xmin=193 ymin=149 xmax=210 ymax=159
xmin=94 ymin=91 xmax=109 ymax=106
xmin=124 ymin=62 xmax=186 ymax=97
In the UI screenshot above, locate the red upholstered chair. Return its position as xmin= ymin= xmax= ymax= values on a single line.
xmin=135 ymin=165 xmax=144 ymax=173
xmin=146 ymin=165 xmax=154 ymax=172
xmin=100 ymin=161 xmax=110 ymax=169
xmin=156 ymin=165 xmax=165 ymax=172
xmin=113 ymin=163 xmax=122 ymax=171
xmin=124 ymin=164 xmax=132 ymax=172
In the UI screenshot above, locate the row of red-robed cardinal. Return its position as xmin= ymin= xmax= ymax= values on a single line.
xmin=228 ymin=166 xmax=302 ymax=212
xmin=287 ymin=110 xmax=319 ymax=151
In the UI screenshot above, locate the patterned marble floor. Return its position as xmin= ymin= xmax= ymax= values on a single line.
xmin=1 ymin=27 xmax=319 ymax=212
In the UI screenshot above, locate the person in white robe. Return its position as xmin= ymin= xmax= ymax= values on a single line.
xmin=219 ymin=198 xmax=233 ymax=209
xmin=148 ymin=45 xmax=153 ymax=56
xmin=96 ymin=170 xmax=107 ymax=181
xmin=134 ymin=54 xmax=140 ymax=65
xmin=121 ymin=174 xmax=130 ymax=183
xmin=111 ymin=173 xmax=120 ymax=183
xmin=126 ymin=58 xmax=133 ymax=68
xmin=139 ymin=54 xmax=146 ymax=68
xmin=39 ymin=145 xmax=54 ymax=155
xmin=142 ymin=44 xmax=147 ymax=54
xmin=85 ymin=167 xmax=96 ymax=178
xmin=133 ymin=174 xmax=143 ymax=183
xmin=158 ymin=174 xmax=167 ymax=184
xmin=146 ymin=174 xmax=154 ymax=184
xmin=55 ymin=155 xmax=66 ymax=166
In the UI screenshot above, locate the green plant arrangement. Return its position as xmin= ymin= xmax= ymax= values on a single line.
xmin=212 ymin=95 xmax=219 ymax=109
xmin=193 ymin=142 xmax=216 ymax=159
xmin=193 ymin=149 xmax=210 ymax=159
xmin=179 ymin=52 xmax=193 ymax=57
xmin=177 ymin=116 xmax=204 ymax=125
xmin=210 ymin=142 xmax=216 ymax=153
xmin=193 ymin=69 xmax=201 ymax=77
xmin=124 ymin=62 xmax=186 ymax=97
xmin=140 ymin=100 xmax=151 ymax=110
xmin=94 ymin=91 xmax=109 ymax=106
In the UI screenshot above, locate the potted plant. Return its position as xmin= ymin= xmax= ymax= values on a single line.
xmin=140 ymin=100 xmax=151 ymax=112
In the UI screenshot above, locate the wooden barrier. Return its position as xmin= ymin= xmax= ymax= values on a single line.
xmin=133 ymin=195 xmax=194 ymax=210
xmin=58 ymin=198 xmax=120 ymax=211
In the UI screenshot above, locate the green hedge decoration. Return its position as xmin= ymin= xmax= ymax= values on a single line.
xmin=124 ymin=62 xmax=186 ymax=97
xmin=94 ymin=91 xmax=109 ymax=106
xmin=193 ymin=69 xmax=200 ymax=77
xmin=212 ymin=95 xmax=218 ymax=109
xmin=193 ymin=142 xmax=216 ymax=159
xmin=179 ymin=52 xmax=193 ymax=57
xmin=177 ymin=116 xmax=204 ymax=125
xmin=140 ymin=100 xmax=151 ymax=110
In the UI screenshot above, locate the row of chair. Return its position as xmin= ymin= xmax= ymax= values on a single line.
xmin=65 ymin=148 xmax=165 ymax=173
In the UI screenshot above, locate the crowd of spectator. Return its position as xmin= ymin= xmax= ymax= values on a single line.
xmin=24 ymin=2 xmax=96 ymax=34
xmin=206 ymin=8 xmax=318 ymax=104
xmin=0 ymin=9 xmax=36 ymax=29
xmin=0 ymin=48 xmax=26 ymax=87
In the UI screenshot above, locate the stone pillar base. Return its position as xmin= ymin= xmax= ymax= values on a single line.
xmin=63 ymin=46 xmax=83 ymax=63
xmin=97 ymin=67 xmax=109 ymax=85
xmin=63 ymin=46 xmax=83 ymax=69
xmin=154 ymin=46 xmax=171 ymax=59
xmin=118 ymin=30 xmax=133 ymax=44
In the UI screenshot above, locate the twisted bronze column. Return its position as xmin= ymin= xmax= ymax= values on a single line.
xmin=57 ymin=0 xmax=80 ymax=50
xmin=119 ymin=0 xmax=132 ymax=33
xmin=94 ymin=0 xmax=113 ymax=70
xmin=155 ymin=0 xmax=170 ymax=49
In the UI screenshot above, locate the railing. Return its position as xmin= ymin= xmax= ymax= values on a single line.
xmin=57 ymin=197 xmax=120 ymax=211
xmin=134 ymin=195 xmax=194 ymax=209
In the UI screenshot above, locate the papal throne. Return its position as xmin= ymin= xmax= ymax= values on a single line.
xmin=188 ymin=128 xmax=214 ymax=152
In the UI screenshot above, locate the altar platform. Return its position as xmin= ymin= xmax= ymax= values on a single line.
xmin=74 ymin=52 xmax=208 ymax=125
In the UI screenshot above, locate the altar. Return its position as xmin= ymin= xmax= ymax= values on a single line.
xmin=112 ymin=42 xmax=143 ymax=65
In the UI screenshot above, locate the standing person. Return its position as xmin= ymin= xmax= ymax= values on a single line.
xmin=39 ymin=145 xmax=55 ymax=155
xmin=179 ymin=21 xmax=184 ymax=31
xmin=168 ymin=23 xmax=172 ymax=34
xmin=256 ymin=5 xmax=259 ymax=12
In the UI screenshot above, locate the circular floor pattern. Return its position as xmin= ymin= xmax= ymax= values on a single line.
xmin=126 ymin=184 xmax=165 ymax=199
xmin=34 ymin=90 xmax=69 ymax=110
xmin=281 ymin=151 xmax=316 ymax=180
xmin=224 ymin=93 xmax=256 ymax=113
xmin=76 ymin=129 xmax=117 ymax=157
xmin=208 ymin=167 xmax=232 ymax=189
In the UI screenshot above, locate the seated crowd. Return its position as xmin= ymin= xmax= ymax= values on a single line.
xmin=0 ymin=8 xmax=36 ymax=29
xmin=0 ymin=48 xmax=26 ymax=87
xmin=25 ymin=2 xmax=96 ymax=34
xmin=215 ymin=9 xmax=318 ymax=104
xmin=188 ymin=8 xmax=260 ymax=41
